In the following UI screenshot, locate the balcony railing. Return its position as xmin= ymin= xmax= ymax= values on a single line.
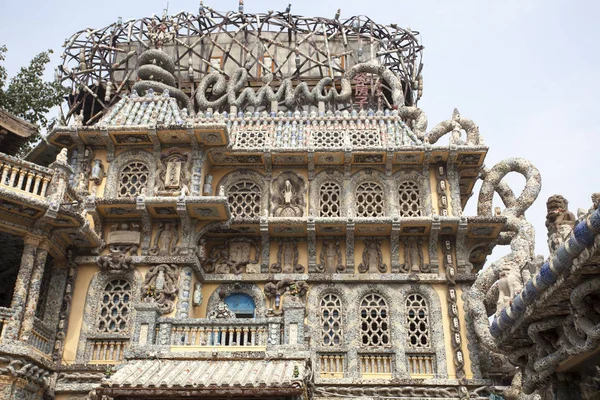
xmin=318 ymin=353 xmax=345 ymax=378
xmin=359 ymin=353 xmax=394 ymax=378
xmin=0 ymin=154 xmax=52 ymax=198
xmin=407 ymin=353 xmax=435 ymax=377
xmin=166 ymin=319 xmax=271 ymax=350
xmin=0 ymin=307 xmax=12 ymax=340
xmin=89 ymin=339 xmax=128 ymax=364
xmin=30 ymin=317 xmax=54 ymax=355
xmin=228 ymin=112 xmax=422 ymax=151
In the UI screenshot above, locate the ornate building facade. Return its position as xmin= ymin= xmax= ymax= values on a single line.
xmin=0 ymin=5 xmax=599 ymax=400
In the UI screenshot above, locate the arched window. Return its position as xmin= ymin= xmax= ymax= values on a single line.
xmin=321 ymin=294 xmax=343 ymax=346
xmin=224 ymin=293 xmax=256 ymax=318
xmin=228 ymin=180 xmax=262 ymax=219
xmin=360 ymin=294 xmax=390 ymax=347
xmin=97 ymin=279 xmax=131 ymax=333
xmin=118 ymin=161 xmax=149 ymax=197
xmin=319 ymin=182 xmax=341 ymax=217
xmin=398 ymin=180 xmax=422 ymax=217
xmin=406 ymin=293 xmax=430 ymax=348
xmin=355 ymin=182 xmax=384 ymax=217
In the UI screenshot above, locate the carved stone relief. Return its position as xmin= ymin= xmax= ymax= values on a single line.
xmin=142 ymin=263 xmax=179 ymax=314
xmin=358 ymin=238 xmax=387 ymax=273
xmin=271 ymin=239 xmax=305 ymax=273
xmin=264 ymin=278 xmax=309 ymax=309
xmin=207 ymin=290 xmax=235 ymax=319
xmin=150 ymin=222 xmax=179 ymax=256
xmin=316 ymin=239 xmax=345 ymax=273
xmin=401 ymin=237 xmax=428 ymax=273
xmin=97 ymin=222 xmax=140 ymax=270
xmin=154 ymin=148 xmax=192 ymax=196
xmin=270 ymin=171 xmax=307 ymax=217
xmin=204 ymin=238 xmax=260 ymax=274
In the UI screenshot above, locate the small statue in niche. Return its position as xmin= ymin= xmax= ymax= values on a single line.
xmin=142 ymin=263 xmax=179 ymax=314
xmin=89 ymin=159 xmax=105 ymax=196
xmin=496 ymin=266 xmax=523 ymax=313
xmin=401 ymin=237 xmax=427 ymax=273
xmin=203 ymin=174 xmax=213 ymax=196
xmin=204 ymin=238 xmax=260 ymax=274
xmin=150 ymin=222 xmax=179 ymax=256
xmin=77 ymin=148 xmax=94 ymax=194
xmin=271 ymin=240 xmax=305 ymax=273
xmin=271 ymin=172 xmax=306 ymax=217
xmin=545 ymin=194 xmax=576 ymax=254
xmin=154 ymin=148 xmax=192 ymax=196
xmin=316 ymin=239 xmax=345 ymax=273
xmin=192 ymin=282 xmax=203 ymax=306
xmin=358 ymin=238 xmax=387 ymax=273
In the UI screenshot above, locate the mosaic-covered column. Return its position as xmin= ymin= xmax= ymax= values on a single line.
xmin=4 ymin=236 xmax=41 ymax=341
xmin=176 ymin=267 xmax=193 ymax=318
xmin=20 ymin=241 xmax=50 ymax=342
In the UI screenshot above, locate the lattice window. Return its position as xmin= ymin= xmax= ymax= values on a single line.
xmin=398 ymin=181 xmax=422 ymax=217
xmin=233 ymin=129 xmax=266 ymax=149
xmin=97 ymin=279 xmax=131 ymax=334
xmin=319 ymin=182 xmax=341 ymax=217
xmin=118 ymin=162 xmax=149 ymax=198
xmin=406 ymin=293 xmax=430 ymax=349
xmin=355 ymin=182 xmax=385 ymax=217
xmin=350 ymin=129 xmax=382 ymax=148
xmin=309 ymin=130 xmax=344 ymax=148
xmin=227 ymin=180 xmax=262 ymax=219
xmin=321 ymin=294 xmax=343 ymax=346
xmin=360 ymin=294 xmax=390 ymax=347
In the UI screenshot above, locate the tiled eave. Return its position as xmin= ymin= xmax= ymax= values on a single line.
xmin=94 ymin=359 xmax=305 ymax=398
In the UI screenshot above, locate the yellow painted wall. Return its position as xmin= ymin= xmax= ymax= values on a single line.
xmin=62 ymin=264 xmax=98 ymax=364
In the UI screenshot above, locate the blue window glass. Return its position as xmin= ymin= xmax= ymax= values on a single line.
xmin=224 ymin=293 xmax=256 ymax=318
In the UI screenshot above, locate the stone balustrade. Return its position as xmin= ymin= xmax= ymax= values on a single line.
xmin=168 ymin=320 xmax=270 ymax=349
xmin=222 ymin=110 xmax=422 ymax=151
xmin=0 ymin=153 xmax=53 ymax=197
xmin=407 ymin=353 xmax=435 ymax=376
xmin=318 ymin=353 xmax=345 ymax=377
xmin=0 ymin=307 xmax=12 ymax=340
xmin=359 ymin=353 xmax=394 ymax=377
xmin=89 ymin=339 xmax=128 ymax=363
xmin=29 ymin=317 xmax=54 ymax=355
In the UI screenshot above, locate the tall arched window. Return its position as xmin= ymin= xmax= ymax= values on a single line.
xmin=398 ymin=180 xmax=422 ymax=217
xmin=228 ymin=180 xmax=262 ymax=219
xmin=97 ymin=279 xmax=131 ymax=334
xmin=360 ymin=294 xmax=390 ymax=347
xmin=355 ymin=182 xmax=385 ymax=217
xmin=118 ymin=161 xmax=149 ymax=197
xmin=321 ymin=294 xmax=343 ymax=346
xmin=406 ymin=293 xmax=430 ymax=348
xmin=319 ymin=182 xmax=341 ymax=217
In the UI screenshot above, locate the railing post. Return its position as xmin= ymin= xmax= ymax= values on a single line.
xmin=132 ymin=302 xmax=162 ymax=347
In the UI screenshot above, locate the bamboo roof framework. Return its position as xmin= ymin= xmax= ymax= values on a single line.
xmin=57 ymin=4 xmax=424 ymax=125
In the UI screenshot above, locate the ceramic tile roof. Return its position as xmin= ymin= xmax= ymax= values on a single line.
xmin=99 ymin=89 xmax=189 ymax=127
xmin=103 ymin=359 xmax=305 ymax=392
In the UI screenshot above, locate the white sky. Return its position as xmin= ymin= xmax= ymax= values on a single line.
xmin=1 ymin=0 xmax=598 ymax=263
